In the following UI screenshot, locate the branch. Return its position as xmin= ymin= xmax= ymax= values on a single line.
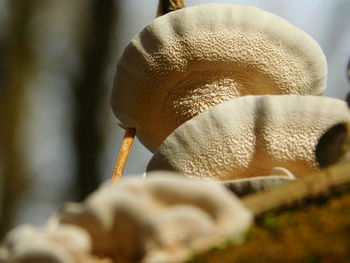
xmin=242 ymin=160 xmax=350 ymax=216
xmin=157 ymin=0 xmax=185 ymax=17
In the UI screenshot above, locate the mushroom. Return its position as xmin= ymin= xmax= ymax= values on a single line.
xmin=111 ymin=0 xmax=185 ymax=181
xmin=111 ymin=3 xmax=327 ymax=155
xmin=1 ymin=173 xmax=252 ymax=263
xmin=146 ymin=95 xmax=350 ymax=180
xmin=57 ymin=172 xmax=252 ymax=263
xmin=0 ymin=224 xmax=101 ymax=263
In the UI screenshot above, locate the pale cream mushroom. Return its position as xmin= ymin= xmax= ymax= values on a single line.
xmin=111 ymin=3 xmax=327 ymax=154
xmin=57 ymin=172 xmax=252 ymax=263
xmin=147 ymin=95 xmax=350 ymax=180
xmin=0 ymin=224 xmax=104 ymax=263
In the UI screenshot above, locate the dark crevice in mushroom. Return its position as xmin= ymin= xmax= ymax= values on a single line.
xmin=315 ymin=122 xmax=349 ymax=168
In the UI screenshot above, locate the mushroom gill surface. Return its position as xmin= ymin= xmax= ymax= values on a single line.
xmin=111 ymin=3 xmax=327 ymax=152
xmin=146 ymin=95 xmax=350 ymax=180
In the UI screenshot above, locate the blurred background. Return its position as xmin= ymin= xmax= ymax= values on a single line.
xmin=0 ymin=0 xmax=349 ymax=238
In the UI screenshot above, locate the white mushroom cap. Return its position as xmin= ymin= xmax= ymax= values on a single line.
xmin=147 ymin=95 xmax=350 ymax=180
xmin=111 ymin=3 xmax=327 ymax=152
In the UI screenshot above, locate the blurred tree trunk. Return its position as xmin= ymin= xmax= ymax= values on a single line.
xmin=72 ymin=0 xmax=118 ymax=201
xmin=0 ymin=0 xmax=34 ymax=238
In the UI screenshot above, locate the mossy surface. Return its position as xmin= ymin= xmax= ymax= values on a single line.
xmin=189 ymin=192 xmax=350 ymax=263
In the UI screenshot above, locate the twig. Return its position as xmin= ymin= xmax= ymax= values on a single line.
xmin=111 ymin=127 xmax=136 ymax=181
xmin=242 ymin=160 xmax=350 ymax=216
xmin=157 ymin=0 xmax=185 ymax=17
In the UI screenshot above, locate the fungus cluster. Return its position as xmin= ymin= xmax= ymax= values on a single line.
xmin=0 ymin=174 xmax=252 ymax=263
xmin=111 ymin=3 xmax=349 ymax=183
xmin=111 ymin=3 xmax=327 ymax=153
xmin=2 ymin=2 xmax=350 ymax=263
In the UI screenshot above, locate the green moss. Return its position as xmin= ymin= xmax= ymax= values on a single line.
xmin=188 ymin=192 xmax=350 ymax=263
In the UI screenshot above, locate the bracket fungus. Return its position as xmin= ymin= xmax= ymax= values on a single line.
xmin=147 ymin=95 xmax=350 ymax=181
xmin=56 ymin=173 xmax=252 ymax=263
xmin=0 ymin=173 xmax=252 ymax=263
xmin=111 ymin=3 xmax=327 ymax=154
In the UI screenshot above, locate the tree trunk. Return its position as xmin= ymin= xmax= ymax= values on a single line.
xmin=0 ymin=0 xmax=34 ymax=238
xmin=72 ymin=0 xmax=118 ymax=200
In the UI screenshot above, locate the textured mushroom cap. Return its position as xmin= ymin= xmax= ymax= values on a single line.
xmin=111 ymin=3 xmax=327 ymax=152
xmin=147 ymin=95 xmax=350 ymax=180
xmin=58 ymin=172 xmax=252 ymax=263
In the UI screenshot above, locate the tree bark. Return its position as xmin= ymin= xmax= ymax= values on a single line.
xmin=242 ymin=160 xmax=350 ymax=216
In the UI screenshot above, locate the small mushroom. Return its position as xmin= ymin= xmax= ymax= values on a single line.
xmin=111 ymin=3 xmax=327 ymax=152
xmin=0 ymin=225 xmax=98 ymax=263
xmin=147 ymin=95 xmax=350 ymax=180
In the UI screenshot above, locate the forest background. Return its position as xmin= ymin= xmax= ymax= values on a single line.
xmin=0 ymin=0 xmax=349 ymax=238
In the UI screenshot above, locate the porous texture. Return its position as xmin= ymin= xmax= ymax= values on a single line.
xmin=147 ymin=95 xmax=350 ymax=180
xmin=57 ymin=172 xmax=252 ymax=263
xmin=111 ymin=3 xmax=327 ymax=152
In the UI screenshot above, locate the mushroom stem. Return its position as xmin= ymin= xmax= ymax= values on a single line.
xmin=111 ymin=127 xmax=136 ymax=181
xmin=157 ymin=0 xmax=185 ymax=17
